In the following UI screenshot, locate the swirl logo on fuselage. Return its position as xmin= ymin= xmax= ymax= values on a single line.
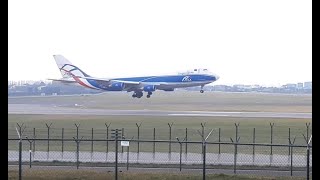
xmin=182 ymin=76 xmax=192 ymax=82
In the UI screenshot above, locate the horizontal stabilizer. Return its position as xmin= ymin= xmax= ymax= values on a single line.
xmin=47 ymin=78 xmax=77 ymax=83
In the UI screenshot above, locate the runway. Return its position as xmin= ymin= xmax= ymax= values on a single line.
xmin=8 ymin=104 xmax=312 ymax=119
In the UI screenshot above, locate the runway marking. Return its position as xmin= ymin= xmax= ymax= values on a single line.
xmin=168 ymin=114 xmax=229 ymax=117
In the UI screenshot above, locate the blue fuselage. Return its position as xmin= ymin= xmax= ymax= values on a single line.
xmin=83 ymin=74 xmax=218 ymax=91
xmin=114 ymin=74 xmax=216 ymax=83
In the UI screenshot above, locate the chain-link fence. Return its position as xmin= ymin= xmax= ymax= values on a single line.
xmin=8 ymin=125 xmax=312 ymax=180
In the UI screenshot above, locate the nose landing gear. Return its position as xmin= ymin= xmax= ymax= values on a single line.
xmin=200 ymin=85 xmax=204 ymax=93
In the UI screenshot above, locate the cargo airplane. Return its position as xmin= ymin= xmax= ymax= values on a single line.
xmin=49 ymin=55 xmax=219 ymax=98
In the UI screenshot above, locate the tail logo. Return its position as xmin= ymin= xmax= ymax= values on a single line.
xmin=60 ymin=69 xmax=74 ymax=77
xmin=59 ymin=64 xmax=89 ymax=78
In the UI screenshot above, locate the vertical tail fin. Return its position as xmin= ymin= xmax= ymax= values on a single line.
xmin=53 ymin=55 xmax=91 ymax=78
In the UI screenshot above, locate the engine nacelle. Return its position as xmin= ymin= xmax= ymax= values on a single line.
xmin=107 ymin=82 xmax=125 ymax=91
xmin=143 ymin=85 xmax=156 ymax=92
xmin=162 ymin=88 xmax=174 ymax=91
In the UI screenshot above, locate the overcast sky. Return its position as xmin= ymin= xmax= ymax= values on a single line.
xmin=8 ymin=0 xmax=311 ymax=86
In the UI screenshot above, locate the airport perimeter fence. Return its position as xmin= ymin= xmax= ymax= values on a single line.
xmin=9 ymin=124 xmax=312 ymax=179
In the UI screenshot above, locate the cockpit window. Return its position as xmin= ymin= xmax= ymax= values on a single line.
xmin=194 ymin=69 xmax=197 ymax=71
xmin=203 ymin=69 xmax=207 ymax=71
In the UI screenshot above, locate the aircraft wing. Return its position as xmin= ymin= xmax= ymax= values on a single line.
xmin=111 ymin=80 xmax=140 ymax=85
xmin=140 ymin=82 xmax=169 ymax=86
xmin=80 ymin=77 xmax=141 ymax=91
xmin=83 ymin=77 xmax=140 ymax=85
xmin=50 ymin=76 xmax=168 ymax=91
xmin=82 ymin=77 xmax=111 ymax=82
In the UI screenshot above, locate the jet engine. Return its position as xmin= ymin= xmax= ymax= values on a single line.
xmin=143 ymin=85 xmax=156 ymax=92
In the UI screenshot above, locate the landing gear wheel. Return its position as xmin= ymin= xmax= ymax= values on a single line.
xmin=146 ymin=92 xmax=152 ymax=98
xmin=200 ymin=90 xmax=204 ymax=93
xmin=136 ymin=91 xmax=143 ymax=98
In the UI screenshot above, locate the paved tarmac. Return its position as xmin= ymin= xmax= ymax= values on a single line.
xmin=8 ymin=104 xmax=311 ymax=119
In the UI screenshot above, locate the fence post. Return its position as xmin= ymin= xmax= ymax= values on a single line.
xmin=270 ymin=123 xmax=274 ymax=155
xmin=306 ymin=123 xmax=310 ymax=141
xmin=115 ymin=134 xmax=118 ymax=180
xmin=153 ymin=128 xmax=156 ymax=159
xmin=75 ymin=123 xmax=80 ymax=139
xmin=46 ymin=123 xmax=52 ymax=158
xmin=111 ymin=129 xmax=122 ymax=180
xmin=185 ymin=128 xmax=188 ymax=155
xmin=121 ymin=128 xmax=124 ymax=154
xmin=288 ymin=136 xmax=296 ymax=176
xmin=33 ymin=128 xmax=36 ymax=156
xmin=218 ymin=128 xmax=221 ymax=154
xmin=19 ymin=133 xmax=22 ymax=180
xmin=61 ymin=128 xmax=64 ymax=159
xmin=234 ymin=123 xmax=239 ymax=142
xmin=26 ymin=136 xmax=34 ymax=168
xmin=201 ymin=123 xmax=206 ymax=138
xmin=253 ymin=128 xmax=255 ymax=156
xmin=91 ymin=128 xmax=94 ymax=155
xmin=234 ymin=122 xmax=240 ymax=168
xmin=19 ymin=136 xmax=22 ymax=180
xmin=16 ymin=123 xmax=26 ymax=180
xmin=288 ymin=128 xmax=291 ymax=156
xmin=307 ymin=144 xmax=310 ymax=180
xmin=201 ymin=123 xmax=206 ymax=157
xmin=303 ymin=134 xmax=312 ymax=180
xmin=176 ymin=137 xmax=186 ymax=171
xmin=136 ymin=123 xmax=142 ymax=154
xmin=197 ymin=129 xmax=213 ymax=180
xmin=126 ymin=136 xmax=134 ymax=171
xmin=168 ymin=123 xmax=173 ymax=156
xmin=73 ymin=136 xmax=83 ymax=169
xmin=231 ymin=136 xmax=240 ymax=174
xmin=127 ymin=144 xmax=129 ymax=171
xmin=290 ymin=144 xmax=293 ymax=176
xmin=203 ymin=141 xmax=206 ymax=180
xmin=180 ymin=141 xmax=182 ymax=171
xmin=105 ymin=123 xmax=111 ymax=156
xmin=74 ymin=124 xmax=80 ymax=162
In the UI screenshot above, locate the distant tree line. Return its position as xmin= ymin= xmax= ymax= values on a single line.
xmin=8 ymin=81 xmax=311 ymax=96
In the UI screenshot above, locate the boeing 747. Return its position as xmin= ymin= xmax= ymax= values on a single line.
xmin=49 ymin=55 xmax=219 ymax=98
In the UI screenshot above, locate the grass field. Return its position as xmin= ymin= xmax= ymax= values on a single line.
xmin=8 ymin=92 xmax=312 ymax=154
xmin=8 ymin=114 xmax=311 ymax=154
xmin=8 ymin=91 xmax=312 ymax=112
xmin=8 ymin=169 xmax=309 ymax=180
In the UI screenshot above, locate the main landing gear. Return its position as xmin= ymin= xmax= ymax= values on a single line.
xmin=132 ymin=91 xmax=153 ymax=98
xmin=132 ymin=91 xmax=143 ymax=98
xmin=146 ymin=92 xmax=152 ymax=98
